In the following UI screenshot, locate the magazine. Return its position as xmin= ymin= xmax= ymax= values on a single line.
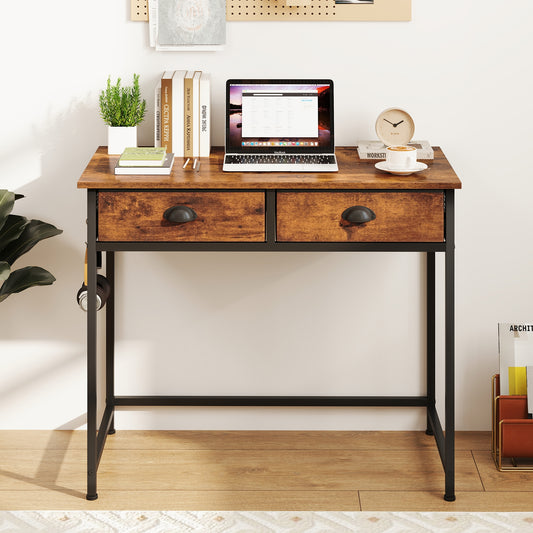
xmin=498 ymin=323 xmax=533 ymax=395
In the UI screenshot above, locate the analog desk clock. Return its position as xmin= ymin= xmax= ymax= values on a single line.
xmin=375 ymin=108 xmax=415 ymax=146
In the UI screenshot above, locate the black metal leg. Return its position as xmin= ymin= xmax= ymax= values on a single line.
xmin=106 ymin=251 xmax=116 ymax=435
xmin=426 ymin=252 xmax=436 ymax=436
xmin=444 ymin=190 xmax=456 ymax=502
xmin=86 ymin=191 xmax=98 ymax=501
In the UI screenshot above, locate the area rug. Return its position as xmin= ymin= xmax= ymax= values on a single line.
xmin=2 ymin=511 xmax=533 ymax=532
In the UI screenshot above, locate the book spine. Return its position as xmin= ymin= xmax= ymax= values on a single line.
xmin=357 ymin=149 xmax=434 ymax=160
xmin=183 ymin=72 xmax=194 ymax=158
xmin=161 ymin=73 xmax=173 ymax=153
xmin=154 ymin=81 xmax=161 ymax=147
xmin=192 ymin=71 xmax=202 ymax=158
xmin=172 ymin=71 xmax=186 ymax=157
xmin=199 ymin=73 xmax=211 ymax=157
xmin=358 ymin=150 xmax=387 ymax=159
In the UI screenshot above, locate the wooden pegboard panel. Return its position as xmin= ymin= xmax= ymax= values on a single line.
xmin=130 ymin=0 xmax=409 ymax=23
xmin=131 ymin=0 xmax=149 ymax=21
xmin=226 ymin=0 xmax=410 ymax=21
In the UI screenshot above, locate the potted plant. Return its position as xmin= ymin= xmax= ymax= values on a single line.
xmin=99 ymin=73 xmax=146 ymax=155
xmin=0 ymin=190 xmax=62 ymax=302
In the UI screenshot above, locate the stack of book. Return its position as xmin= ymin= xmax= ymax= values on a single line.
xmin=114 ymin=147 xmax=175 ymax=175
xmin=154 ymin=70 xmax=211 ymax=158
xmin=357 ymin=140 xmax=434 ymax=160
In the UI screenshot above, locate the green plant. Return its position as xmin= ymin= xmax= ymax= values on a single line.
xmin=99 ymin=73 xmax=147 ymax=127
xmin=0 ymin=190 xmax=62 ymax=302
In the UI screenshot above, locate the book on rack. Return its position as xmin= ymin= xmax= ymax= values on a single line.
xmin=192 ymin=71 xmax=202 ymax=157
xmin=160 ymin=71 xmax=174 ymax=153
xmin=183 ymin=71 xmax=194 ymax=158
xmin=357 ymin=140 xmax=434 ymax=160
xmin=154 ymin=70 xmax=212 ymax=158
xmin=114 ymin=153 xmax=175 ymax=175
xmin=171 ymin=70 xmax=187 ymax=156
xmin=118 ymin=147 xmax=167 ymax=166
xmin=154 ymin=80 xmax=161 ymax=147
xmin=498 ymin=323 xmax=533 ymax=396
xmin=199 ymin=72 xmax=211 ymax=157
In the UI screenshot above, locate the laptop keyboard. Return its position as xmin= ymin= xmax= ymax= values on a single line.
xmin=225 ymin=154 xmax=337 ymax=165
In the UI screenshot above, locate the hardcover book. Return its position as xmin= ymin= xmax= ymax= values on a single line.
xmin=357 ymin=140 xmax=434 ymax=160
xmin=199 ymin=72 xmax=211 ymax=157
xmin=118 ymin=147 xmax=167 ymax=166
xmin=154 ymin=81 xmax=161 ymax=147
xmin=161 ymin=71 xmax=174 ymax=153
xmin=115 ymin=153 xmax=175 ymax=175
xmin=183 ymin=71 xmax=194 ymax=158
xmin=171 ymin=70 xmax=187 ymax=156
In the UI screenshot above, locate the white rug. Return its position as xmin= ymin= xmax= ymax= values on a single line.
xmin=2 ymin=511 xmax=533 ymax=532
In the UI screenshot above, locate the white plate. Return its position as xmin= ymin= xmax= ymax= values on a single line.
xmin=375 ymin=161 xmax=428 ymax=176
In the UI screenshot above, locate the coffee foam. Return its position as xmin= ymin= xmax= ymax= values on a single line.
xmin=388 ymin=145 xmax=415 ymax=152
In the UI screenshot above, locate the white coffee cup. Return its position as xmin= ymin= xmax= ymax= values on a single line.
xmin=386 ymin=145 xmax=417 ymax=170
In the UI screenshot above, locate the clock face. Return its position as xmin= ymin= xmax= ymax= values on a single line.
xmin=375 ymin=108 xmax=415 ymax=146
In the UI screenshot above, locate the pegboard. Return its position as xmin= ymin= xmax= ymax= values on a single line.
xmin=226 ymin=0 xmax=410 ymax=21
xmin=131 ymin=0 xmax=148 ymax=21
xmin=130 ymin=0 xmax=410 ymax=22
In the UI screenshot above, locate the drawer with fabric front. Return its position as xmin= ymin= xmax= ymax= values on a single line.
xmin=276 ymin=191 xmax=444 ymax=242
xmin=98 ymin=191 xmax=266 ymax=242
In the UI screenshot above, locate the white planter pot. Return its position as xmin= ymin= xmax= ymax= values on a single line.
xmin=107 ymin=126 xmax=137 ymax=155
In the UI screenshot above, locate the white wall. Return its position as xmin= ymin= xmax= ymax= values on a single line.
xmin=1 ymin=0 xmax=532 ymax=430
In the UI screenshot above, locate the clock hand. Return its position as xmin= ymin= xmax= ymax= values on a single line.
xmin=393 ymin=120 xmax=404 ymax=127
xmin=383 ymin=118 xmax=395 ymax=126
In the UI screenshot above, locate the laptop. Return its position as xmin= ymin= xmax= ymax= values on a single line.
xmin=223 ymin=79 xmax=338 ymax=172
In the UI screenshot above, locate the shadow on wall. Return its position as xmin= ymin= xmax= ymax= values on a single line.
xmin=0 ymin=99 xmax=106 ymax=429
xmin=1 ymin=98 xmax=102 ymax=340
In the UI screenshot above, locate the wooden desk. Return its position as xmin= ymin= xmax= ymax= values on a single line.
xmin=78 ymin=146 xmax=462 ymax=501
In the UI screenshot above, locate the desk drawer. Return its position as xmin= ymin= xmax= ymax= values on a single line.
xmin=277 ymin=191 xmax=444 ymax=242
xmin=98 ymin=191 xmax=265 ymax=242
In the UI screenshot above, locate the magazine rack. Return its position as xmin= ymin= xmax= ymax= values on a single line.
xmin=492 ymin=374 xmax=533 ymax=470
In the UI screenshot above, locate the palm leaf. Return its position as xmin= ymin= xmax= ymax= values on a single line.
xmin=1 ymin=219 xmax=62 ymax=266
xmin=0 ymin=261 xmax=9 ymax=282
xmin=0 ymin=266 xmax=56 ymax=302
xmin=0 ymin=215 xmax=28 ymax=257
xmin=0 ymin=189 xmax=15 ymax=233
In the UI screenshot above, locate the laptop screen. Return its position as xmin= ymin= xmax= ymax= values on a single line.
xmin=226 ymin=79 xmax=334 ymax=154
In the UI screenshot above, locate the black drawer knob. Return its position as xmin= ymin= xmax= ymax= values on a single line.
xmin=341 ymin=206 xmax=376 ymax=225
xmin=163 ymin=205 xmax=197 ymax=224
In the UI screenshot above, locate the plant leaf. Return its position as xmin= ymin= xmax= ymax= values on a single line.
xmin=1 ymin=219 xmax=62 ymax=266
xmin=0 ymin=266 xmax=56 ymax=302
xmin=0 ymin=190 xmax=15 ymax=233
xmin=0 ymin=261 xmax=9 ymax=282
xmin=0 ymin=215 xmax=28 ymax=258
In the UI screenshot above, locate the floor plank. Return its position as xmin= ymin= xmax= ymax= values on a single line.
xmin=0 ymin=490 xmax=360 ymax=511
xmin=0 ymin=430 xmax=492 ymax=451
xmin=0 ymin=448 xmax=482 ymax=493
xmin=360 ymin=490 xmax=533 ymax=512
xmin=0 ymin=430 xmax=516 ymax=511
xmin=474 ymin=450 xmax=533 ymax=491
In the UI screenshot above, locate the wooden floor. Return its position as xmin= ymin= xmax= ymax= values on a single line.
xmin=1 ymin=430 xmax=533 ymax=511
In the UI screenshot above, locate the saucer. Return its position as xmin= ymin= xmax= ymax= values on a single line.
xmin=375 ymin=161 xmax=428 ymax=176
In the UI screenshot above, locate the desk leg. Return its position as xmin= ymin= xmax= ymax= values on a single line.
xmin=426 ymin=252 xmax=435 ymax=436
xmin=106 ymin=251 xmax=116 ymax=435
xmin=444 ymin=190 xmax=456 ymax=502
xmin=86 ymin=190 xmax=98 ymax=501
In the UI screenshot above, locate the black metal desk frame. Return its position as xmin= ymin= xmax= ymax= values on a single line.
xmin=85 ymin=188 xmax=455 ymax=501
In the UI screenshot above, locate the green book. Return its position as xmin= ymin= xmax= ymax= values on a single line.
xmin=118 ymin=147 xmax=167 ymax=166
